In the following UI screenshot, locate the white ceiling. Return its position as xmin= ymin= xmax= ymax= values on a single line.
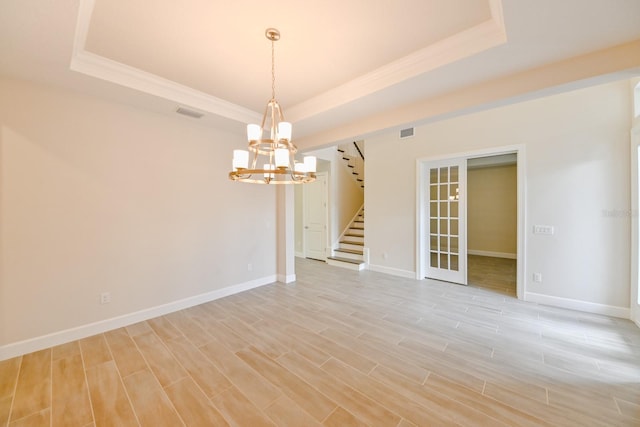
xmin=1 ymin=0 xmax=640 ymax=147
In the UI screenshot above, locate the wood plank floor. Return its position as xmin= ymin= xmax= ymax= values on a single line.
xmin=2 ymin=257 xmax=639 ymax=426
xmin=468 ymin=255 xmax=516 ymax=296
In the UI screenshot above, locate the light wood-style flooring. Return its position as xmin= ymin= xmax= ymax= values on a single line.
xmin=468 ymin=255 xmax=517 ymax=296
xmin=1 ymin=257 xmax=639 ymax=426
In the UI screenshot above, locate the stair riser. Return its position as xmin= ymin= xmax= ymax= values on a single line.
xmin=347 ymin=229 xmax=364 ymax=236
xmin=339 ymin=242 xmax=364 ymax=251
xmin=333 ymin=251 xmax=364 ymax=261
xmin=342 ymin=235 xmax=364 ymax=243
xmin=327 ymin=258 xmax=365 ymax=271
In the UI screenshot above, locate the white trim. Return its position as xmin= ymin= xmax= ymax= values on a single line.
xmin=0 ymin=275 xmax=276 ymax=361
xmin=525 ymin=292 xmax=630 ymax=319
xmin=277 ymin=274 xmax=297 ymax=284
xmin=631 ymin=122 xmax=640 ymax=327
xmin=286 ymin=0 xmax=506 ymax=122
xmin=295 ymin=251 xmax=305 ymax=258
xmin=70 ymin=51 xmax=260 ymax=124
xmin=72 ymin=1 xmax=506 ymax=127
xmin=468 ymin=250 xmax=517 ymax=259
xmin=368 ymin=264 xmax=415 ymax=279
xmin=71 ymin=1 xmax=259 ymax=125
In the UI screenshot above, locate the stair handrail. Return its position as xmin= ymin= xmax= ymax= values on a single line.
xmin=337 ymin=141 xmax=365 ymax=189
xmin=353 ymin=141 xmax=364 ymax=161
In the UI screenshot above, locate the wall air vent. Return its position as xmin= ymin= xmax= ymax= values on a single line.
xmin=176 ymin=106 xmax=204 ymax=119
xmin=400 ymin=127 xmax=414 ymax=139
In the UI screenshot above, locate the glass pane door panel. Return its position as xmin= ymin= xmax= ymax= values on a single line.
xmin=430 ymin=202 xmax=438 ymax=216
xmin=450 ymin=202 xmax=459 ymax=217
xmin=450 ymin=166 xmax=459 ymax=182
xmin=430 ymin=169 xmax=438 ymax=184
xmin=451 ymin=255 xmax=459 ymax=271
xmin=439 ymin=184 xmax=448 ymax=200
xmin=425 ymin=161 xmax=466 ymax=284
xmin=450 ymin=237 xmax=459 ymax=253
xmin=439 ymin=202 xmax=448 ymax=217
xmin=440 ymin=219 xmax=448 ymax=235
xmin=440 ymin=167 xmax=448 ymax=182
xmin=439 ymin=253 xmax=449 ymax=269
xmin=430 ymin=252 xmax=438 ymax=267
xmin=450 ymin=220 xmax=458 ymax=236
xmin=430 ymin=236 xmax=438 ymax=251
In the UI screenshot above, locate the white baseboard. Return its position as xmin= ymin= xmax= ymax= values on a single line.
xmin=468 ymin=250 xmax=516 ymax=259
xmin=368 ymin=264 xmax=415 ymax=279
xmin=525 ymin=292 xmax=630 ymax=319
xmin=277 ymin=274 xmax=296 ymax=284
xmin=295 ymin=251 xmax=304 ymax=258
xmin=0 ymin=275 xmax=277 ymax=361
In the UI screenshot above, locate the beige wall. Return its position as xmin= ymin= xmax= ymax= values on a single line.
xmin=467 ymin=164 xmax=517 ymax=256
xmin=366 ymin=80 xmax=632 ymax=310
xmin=0 ymin=78 xmax=277 ymax=350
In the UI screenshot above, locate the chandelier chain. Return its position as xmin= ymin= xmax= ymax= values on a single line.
xmin=271 ymin=39 xmax=276 ymax=100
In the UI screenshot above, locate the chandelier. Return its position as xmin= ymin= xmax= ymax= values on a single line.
xmin=229 ymin=28 xmax=316 ymax=184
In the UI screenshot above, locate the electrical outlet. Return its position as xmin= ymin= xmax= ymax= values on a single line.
xmin=533 ymin=273 xmax=542 ymax=283
xmin=247 ymin=263 xmax=253 ymax=271
xmin=100 ymin=292 xmax=111 ymax=304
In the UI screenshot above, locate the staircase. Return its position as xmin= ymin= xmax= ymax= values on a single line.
xmin=327 ymin=207 xmax=366 ymax=270
xmin=336 ymin=141 xmax=364 ymax=190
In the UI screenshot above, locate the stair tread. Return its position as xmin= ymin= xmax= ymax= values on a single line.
xmin=327 ymin=256 xmax=365 ymax=265
xmin=335 ymin=248 xmax=364 ymax=255
xmin=345 ymin=234 xmax=364 ymax=238
xmin=350 ymin=226 xmax=364 ymax=230
xmin=340 ymin=240 xmax=364 ymax=246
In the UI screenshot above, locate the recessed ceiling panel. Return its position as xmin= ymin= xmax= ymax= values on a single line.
xmin=84 ymin=0 xmax=493 ymax=112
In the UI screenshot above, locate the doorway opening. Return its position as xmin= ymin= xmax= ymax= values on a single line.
xmin=467 ymin=154 xmax=518 ymax=296
xmin=416 ymin=145 xmax=526 ymax=299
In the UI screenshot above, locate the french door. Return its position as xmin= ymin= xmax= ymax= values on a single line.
xmin=425 ymin=159 xmax=467 ymax=284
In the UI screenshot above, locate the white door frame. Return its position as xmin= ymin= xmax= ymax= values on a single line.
xmin=417 ymin=144 xmax=527 ymax=300
xmin=631 ymin=125 xmax=640 ymax=327
xmin=302 ymin=171 xmax=329 ymax=260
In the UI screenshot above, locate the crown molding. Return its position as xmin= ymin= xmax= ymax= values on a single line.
xmin=70 ymin=0 xmax=260 ymax=124
xmin=70 ymin=0 xmax=505 ymax=127
xmin=70 ymin=50 xmax=261 ymax=124
xmin=286 ymin=0 xmax=507 ymax=122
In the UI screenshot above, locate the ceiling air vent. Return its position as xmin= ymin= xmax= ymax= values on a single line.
xmin=176 ymin=106 xmax=204 ymax=119
xmin=400 ymin=127 xmax=414 ymax=139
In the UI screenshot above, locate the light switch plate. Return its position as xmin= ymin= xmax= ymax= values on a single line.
xmin=533 ymin=225 xmax=554 ymax=235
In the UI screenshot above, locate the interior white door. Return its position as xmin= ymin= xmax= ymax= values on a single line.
xmin=426 ymin=159 xmax=467 ymax=284
xmin=303 ymin=172 xmax=328 ymax=261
